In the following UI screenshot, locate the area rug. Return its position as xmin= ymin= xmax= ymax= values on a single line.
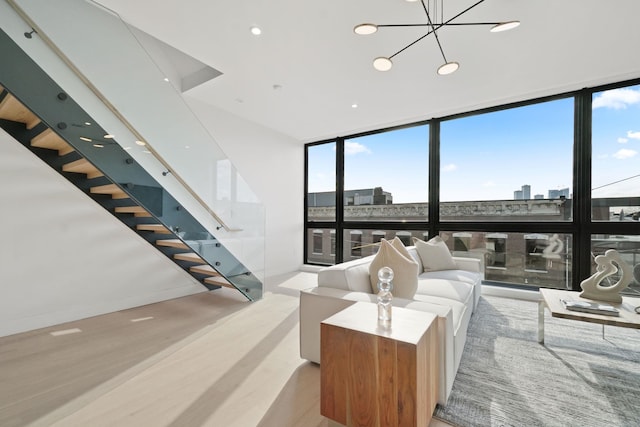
xmin=433 ymin=295 xmax=640 ymax=427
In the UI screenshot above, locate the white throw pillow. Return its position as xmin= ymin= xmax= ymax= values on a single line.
xmin=369 ymin=238 xmax=419 ymax=299
xmin=412 ymin=236 xmax=457 ymax=272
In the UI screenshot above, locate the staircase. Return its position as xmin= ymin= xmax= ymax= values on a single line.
xmin=0 ymin=84 xmax=254 ymax=298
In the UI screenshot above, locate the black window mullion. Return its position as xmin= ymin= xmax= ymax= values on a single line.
xmin=574 ymin=89 xmax=592 ymax=290
xmin=303 ymin=145 xmax=310 ymax=264
xmin=429 ymin=120 xmax=440 ymax=239
xmin=335 ymin=137 xmax=345 ymax=263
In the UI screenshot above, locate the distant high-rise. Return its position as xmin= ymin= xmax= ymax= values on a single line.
xmin=514 ymin=184 xmax=531 ymax=200
xmin=548 ymin=188 xmax=570 ymax=199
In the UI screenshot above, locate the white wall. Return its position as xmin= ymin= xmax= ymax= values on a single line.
xmin=0 ymin=129 xmax=206 ymax=337
xmin=185 ymin=97 xmax=304 ymax=278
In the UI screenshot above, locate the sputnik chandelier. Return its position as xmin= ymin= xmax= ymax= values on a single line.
xmin=354 ymin=0 xmax=520 ymax=75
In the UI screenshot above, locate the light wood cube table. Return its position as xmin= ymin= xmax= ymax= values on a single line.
xmin=320 ymin=302 xmax=439 ymax=427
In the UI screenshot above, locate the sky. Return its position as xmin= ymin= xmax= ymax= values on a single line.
xmin=308 ymin=85 xmax=640 ymax=204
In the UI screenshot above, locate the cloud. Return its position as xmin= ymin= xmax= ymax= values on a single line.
xmin=442 ymin=163 xmax=457 ymax=172
xmin=612 ymin=148 xmax=637 ymax=159
xmin=592 ymin=88 xmax=640 ymax=110
xmin=344 ymin=141 xmax=371 ymax=155
xmin=627 ymin=130 xmax=640 ymax=140
xmin=617 ymin=137 xmax=628 ymax=144
xmin=483 ymin=181 xmax=496 ymax=187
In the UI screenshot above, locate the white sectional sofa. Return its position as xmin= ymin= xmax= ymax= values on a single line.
xmin=299 ymin=245 xmax=482 ymax=405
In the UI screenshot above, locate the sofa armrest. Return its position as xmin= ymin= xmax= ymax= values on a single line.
xmin=453 ymin=256 xmax=484 ymax=276
xmin=317 ymin=256 xmax=374 ymax=293
xmin=299 ymin=286 xmax=456 ymax=405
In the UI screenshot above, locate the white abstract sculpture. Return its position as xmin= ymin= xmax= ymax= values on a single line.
xmin=542 ymin=233 xmax=564 ymax=259
xmin=580 ymin=249 xmax=632 ymax=303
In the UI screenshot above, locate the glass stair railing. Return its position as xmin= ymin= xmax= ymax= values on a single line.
xmin=0 ymin=25 xmax=263 ymax=300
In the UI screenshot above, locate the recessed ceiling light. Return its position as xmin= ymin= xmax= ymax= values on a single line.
xmin=163 ymin=77 xmax=169 ymax=82
xmin=352 ymin=104 xmax=358 ymax=109
xmin=135 ymin=140 xmax=146 ymax=146
xmin=93 ymin=143 xmax=104 ymax=148
xmin=104 ymin=134 xmax=114 ymax=139
xmin=84 ymin=122 xmax=92 ymax=126
xmin=185 ymin=145 xmax=190 ymax=149
xmin=80 ymin=136 xmax=92 ymax=142
xmin=142 ymin=150 xmax=151 ymax=154
xmin=250 ymin=26 xmax=262 ymax=35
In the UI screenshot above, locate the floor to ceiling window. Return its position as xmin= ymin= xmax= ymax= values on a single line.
xmin=306 ymin=142 xmax=336 ymax=264
xmin=305 ymin=78 xmax=640 ymax=293
xmin=590 ymin=83 xmax=640 ymax=295
xmin=343 ymin=125 xmax=429 ymax=222
xmin=437 ymin=97 xmax=574 ymax=289
xmin=440 ymin=98 xmax=574 ymax=222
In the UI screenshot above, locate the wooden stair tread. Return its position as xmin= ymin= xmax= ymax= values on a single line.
xmin=190 ymin=264 xmax=220 ymax=276
xmin=0 ymin=94 xmax=41 ymax=129
xmin=156 ymin=239 xmax=188 ymax=249
xmin=90 ymin=183 xmax=128 ymax=199
xmin=115 ymin=206 xmax=150 ymax=215
xmin=31 ymin=128 xmax=74 ymax=155
xmin=204 ymin=276 xmax=234 ymax=288
xmin=63 ymin=158 xmax=103 ymax=179
xmin=174 ymin=252 xmax=203 ymax=263
xmin=136 ymin=224 xmax=171 ymax=234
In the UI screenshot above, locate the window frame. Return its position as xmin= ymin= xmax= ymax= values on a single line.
xmin=304 ymin=77 xmax=640 ymax=291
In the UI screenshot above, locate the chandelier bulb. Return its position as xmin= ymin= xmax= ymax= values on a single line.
xmin=354 ymin=23 xmax=378 ymax=35
xmin=490 ymin=21 xmax=521 ymax=33
xmin=373 ymin=57 xmax=393 ymax=71
xmin=437 ymin=61 xmax=459 ymax=75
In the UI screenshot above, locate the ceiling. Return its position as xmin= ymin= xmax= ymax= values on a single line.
xmin=93 ymin=0 xmax=640 ymax=143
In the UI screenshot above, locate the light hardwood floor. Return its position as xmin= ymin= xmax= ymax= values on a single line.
xmin=0 ymin=272 xmax=451 ymax=427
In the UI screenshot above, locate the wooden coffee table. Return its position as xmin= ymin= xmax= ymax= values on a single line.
xmin=320 ymin=302 xmax=438 ymax=427
xmin=538 ymin=288 xmax=640 ymax=344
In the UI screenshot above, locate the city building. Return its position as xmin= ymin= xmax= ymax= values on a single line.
xmin=549 ymin=188 xmax=571 ymax=199
xmin=514 ymin=184 xmax=531 ymax=200
xmin=308 ymin=187 xmax=393 ymax=207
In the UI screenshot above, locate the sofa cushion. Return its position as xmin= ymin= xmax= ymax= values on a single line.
xmin=406 ymin=246 xmax=424 ymax=271
xmin=416 ymin=277 xmax=474 ymax=305
xmin=369 ymin=238 xmax=419 ymax=299
xmin=421 ymin=269 xmax=481 ymax=286
xmin=413 ymin=236 xmax=457 ymax=272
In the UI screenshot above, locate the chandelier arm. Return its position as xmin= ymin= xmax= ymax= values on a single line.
xmin=377 ymin=24 xmax=431 ymax=28
xmin=382 ymin=0 xmax=490 ymax=62
xmin=435 ymin=22 xmax=504 ymax=26
xmin=378 ymin=22 xmax=502 ymax=28
xmin=421 ymin=0 xmax=448 ymax=62
xmin=389 ymin=29 xmax=435 ymax=59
